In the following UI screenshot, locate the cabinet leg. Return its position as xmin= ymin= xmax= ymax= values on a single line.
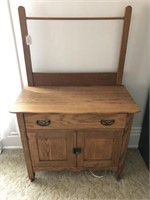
xmin=29 ymin=172 xmax=35 ymax=182
xmin=116 ymin=170 xmax=123 ymax=181
xmin=116 ymin=162 xmax=124 ymax=181
xmin=116 ymin=114 xmax=134 ymax=181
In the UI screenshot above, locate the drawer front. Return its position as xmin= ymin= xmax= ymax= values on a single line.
xmin=24 ymin=113 xmax=126 ymax=129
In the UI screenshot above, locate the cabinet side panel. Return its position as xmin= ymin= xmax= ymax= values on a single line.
xmin=117 ymin=114 xmax=133 ymax=179
xmin=16 ymin=113 xmax=34 ymax=180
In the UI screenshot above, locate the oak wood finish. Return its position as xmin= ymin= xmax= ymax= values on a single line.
xmin=33 ymin=73 xmax=117 ymax=86
xmin=16 ymin=113 xmax=35 ymax=181
xmin=11 ymin=86 xmax=140 ymax=114
xmin=18 ymin=6 xmax=132 ymax=86
xmin=77 ymin=130 xmax=123 ymax=169
xmin=24 ymin=113 xmax=126 ymax=130
xmin=27 ymin=130 xmax=76 ymax=169
xmin=116 ymin=6 xmax=132 ymax=85
xmin=14 ymin=6 xmax=140 ymax=181
xmin=12 ymin=86 xmax=140 ymax=180
xmin=18 ymin=6 xmax=33 ymax=86
xmin=26 ymin=17 xmax=124 ymax=20
xmin=116 ymin=114 xmax=133 ymax=180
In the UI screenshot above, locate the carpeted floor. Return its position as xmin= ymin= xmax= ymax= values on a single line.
xmin=0 ymin=149 xmax=149 ymax=200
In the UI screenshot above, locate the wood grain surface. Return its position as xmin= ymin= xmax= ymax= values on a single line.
xmin=33 ymin=73 xmax=117 ymax=86
xmin=27 ymin=130 xmax=76 ymax=168
xmin=24 ymin=113 xmax=126 ymax=129
xmin=11 ymin=86 xmax=140 ymax=114
xmin=77 ymin=130 xmax=123 ymax=169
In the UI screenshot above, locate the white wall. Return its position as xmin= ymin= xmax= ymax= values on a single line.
xmin=0 ymin=0 xmax=21 ymax=141
xmin=3 ymin=0 xmax=149 ymax=148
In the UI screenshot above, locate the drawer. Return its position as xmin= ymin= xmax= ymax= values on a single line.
xmin=24 ymin=113 xmax=126 ymax=129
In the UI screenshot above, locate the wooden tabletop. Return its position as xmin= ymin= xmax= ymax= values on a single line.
xmin=11 ymin=86 xmax=140 ymax=114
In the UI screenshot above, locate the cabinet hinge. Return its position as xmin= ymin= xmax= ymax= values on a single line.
xmin=73 ymin=147 xmax=81 ymax=154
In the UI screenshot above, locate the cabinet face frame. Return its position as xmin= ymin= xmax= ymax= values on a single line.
xmin=17 ymin=113 xmax=135 ymax=180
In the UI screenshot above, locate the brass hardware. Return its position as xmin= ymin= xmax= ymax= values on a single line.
xmin=36 ymin=119 xmax=51 ymax=126
xmin=73 ymin=147 xmax=81 ymax=154
xmin=100 ymin=119 xmax=115 ymax=126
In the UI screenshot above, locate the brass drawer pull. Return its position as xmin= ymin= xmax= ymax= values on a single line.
xmin=100 ymin=119 xmax=115 ymax=126
xmin=36 ymin=120 xmax=51 ymax=126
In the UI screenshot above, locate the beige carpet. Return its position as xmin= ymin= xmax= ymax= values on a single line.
xmin=0 ymin=149 xmax=149 ymax=200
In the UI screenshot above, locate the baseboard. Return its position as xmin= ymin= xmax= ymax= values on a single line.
xmin=0 ymin=138 xmax=3 ymax=153
xmin=2 ymin=134 xmax=22 ymax=149
xmin=1 ymin=127 xmax=141 ymax=149
xmin=128 ymin=127 xmax=141 ymax=148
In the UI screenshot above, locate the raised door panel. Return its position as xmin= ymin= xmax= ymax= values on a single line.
xmin=77 ymin=130 xmax=123 ymax=170
xmin=27 ymin=130 xmax=76 ymax=170
xmin=37 ymin=136 xmax=67 ymax=161
xmin=84 ymin=138 xmax=114 ymax=160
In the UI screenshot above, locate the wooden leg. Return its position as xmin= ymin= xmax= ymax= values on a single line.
xmin=17 ymin=114 xmax=35 ymax=181
xmin=30 ymin=172 xmax=35 ymax=182
xmin=116 ymin=165 xmax=124 ymax=181
xmin=116 ymin=156 xmax=126 ymax=181
xmin=117 ymin=114 xmax=133 ymax=181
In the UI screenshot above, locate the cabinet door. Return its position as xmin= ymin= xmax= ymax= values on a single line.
xmin=27 ymin=130 xmax=76 ymax=170
xmin=77 ymin=130 xmax=123 ymax=170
